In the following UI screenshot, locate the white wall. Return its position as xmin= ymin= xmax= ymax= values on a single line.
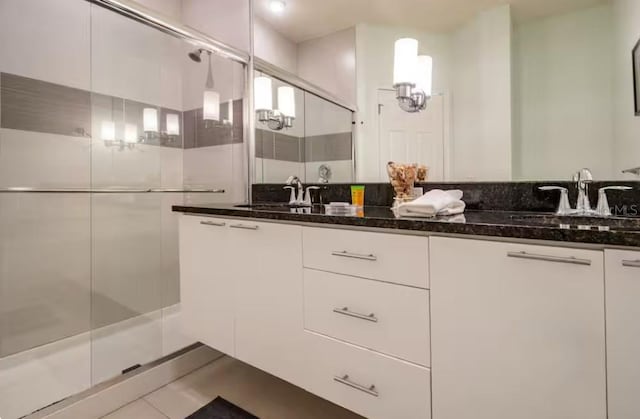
xmin=254 ymin=17 xmax=298 ymax=74
xmin=612 ymin=0 xmax=640 ymax=179
xmin=450 ymin=4 xmax=512 ymax=181
xmin=298 ymin=27 xmax=357 ymax=107
xmin=134 ymin=0 xmax=182 ymax=20
xmin=181 ymin=0 xmax=250 ymax=53
xmin=355 ymin=23 xmax=452 ymax=181
xmin=0 ymin=0 xmax=91 ymax=89
xmin=513 ymin=4 xmax=614 ymax=180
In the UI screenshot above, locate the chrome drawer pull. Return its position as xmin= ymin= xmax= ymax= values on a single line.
xmin=334 ymin=375 xmax=379 ymax=397
xmin=200 ymin=221 xmax=226 ymax=227
xmin=331 ymin=250 xmax=377 ymax=261
xmin=333 ymin=307 xmax=378 ymax=323
xmin=507 ymin=251 xmax=591 ymax=266
xmin=622 ymin=259 xmax=640 ymax=268
xmin=229 ymin=224 xmax=259 ymax=230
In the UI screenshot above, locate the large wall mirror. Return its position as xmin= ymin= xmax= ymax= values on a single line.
xmin=253 ymin=0 xmax=640 ymax=183
xmin=253 ymin=69 xmax=354 ymax=184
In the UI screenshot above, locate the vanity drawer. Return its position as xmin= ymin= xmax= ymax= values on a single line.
xmin=304 ymin=269 xmax=430 ymax=366
xmin=302 ymin=227 xmax=429 ymax=288
xmin=302 ymin=331 xmax=431 ymax=419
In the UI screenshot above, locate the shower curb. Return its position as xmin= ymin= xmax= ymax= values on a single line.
xmin=24 ymin=343 xmax=223 ymax=419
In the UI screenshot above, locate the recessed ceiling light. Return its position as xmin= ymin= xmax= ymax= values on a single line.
xmin=269 ymin=0 xmax=286 ymax=14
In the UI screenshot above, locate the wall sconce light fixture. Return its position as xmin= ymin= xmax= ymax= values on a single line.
xmin=393 ymin=38 xmax=433 ymax=113
xmin=203 ymin=51 xmax=220 ymax=124
xmin=254 ymin=76 xmax=295 ymax=130
xmin=140 ymin=107 xmax=181 ymax=144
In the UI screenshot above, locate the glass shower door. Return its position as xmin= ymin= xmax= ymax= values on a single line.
xmin=0 ymin=1 xmax=93 ymax=418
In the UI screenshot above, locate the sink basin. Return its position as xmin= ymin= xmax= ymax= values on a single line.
xmin=234 ymin=203 xmax=309 ymax=211
xmin=509 ymin=214 xmax=640 ymax=232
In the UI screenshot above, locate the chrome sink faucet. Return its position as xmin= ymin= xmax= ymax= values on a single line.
xmin=540 ymin=168 xmax=632 ymax=217
xmin=284 ymin=175 xmax=304 ymax=205
xmin=574 ymin=168 xmax=594 ymax=214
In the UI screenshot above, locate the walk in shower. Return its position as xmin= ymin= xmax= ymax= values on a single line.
xmin=0 ymin=1 xmax=249 ymax=418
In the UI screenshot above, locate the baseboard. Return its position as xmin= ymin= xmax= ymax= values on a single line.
xmin=25 ymin=343 xmax=223 ymax=419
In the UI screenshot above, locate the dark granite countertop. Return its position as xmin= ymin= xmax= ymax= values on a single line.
xmin=172 ymin=203 xmax=640 ymax=248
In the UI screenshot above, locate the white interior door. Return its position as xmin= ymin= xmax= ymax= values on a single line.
xmin=378 ymin=90 xmax=446 ymax=181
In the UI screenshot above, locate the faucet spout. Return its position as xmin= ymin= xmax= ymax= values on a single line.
xmin=574 ymin=168 xmax=594 ymax=214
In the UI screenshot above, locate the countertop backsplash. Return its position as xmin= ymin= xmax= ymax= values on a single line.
xmin=252 ymin=182 xmax=640 ymax=216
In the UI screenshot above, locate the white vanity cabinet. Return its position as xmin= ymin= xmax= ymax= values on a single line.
xmin=300 ymin=227 xmax=431 ymax=419
xmin=179 ymin=215 xmax=304 ymax=383
xmin=179 ymin=215 xmax=236 ymax=355
xmin=430 ymin=237 xmax=607 ymax=419
xmin=605 ymin=249 xmax=640 ymax=419
xmin=232 ymin=219 xmax=304 ymax=384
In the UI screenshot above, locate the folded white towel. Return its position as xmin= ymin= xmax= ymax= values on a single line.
xmin=396 ymin=189 xmax=465 ymax=218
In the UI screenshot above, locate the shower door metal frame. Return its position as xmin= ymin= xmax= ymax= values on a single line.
xmin=87 ymin=0 xmax=254 ymax=202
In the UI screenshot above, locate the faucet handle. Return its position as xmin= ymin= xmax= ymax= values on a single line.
xmin=283 ymin=186 xmax=296 ymax=205
xmin=303 ymin=186 xmax=321 ymax=206
xmin=539 ymin=186 xmax=573 ymax=216
xmin=596 ymin=186 xmax=632 ymax=217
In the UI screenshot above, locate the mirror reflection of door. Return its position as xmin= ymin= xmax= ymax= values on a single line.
xmin=378 ymin=89 xmax=447 ymax=182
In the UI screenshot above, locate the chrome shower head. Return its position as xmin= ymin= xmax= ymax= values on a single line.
xmin=188 ymin=49 xmax=204 ymax=62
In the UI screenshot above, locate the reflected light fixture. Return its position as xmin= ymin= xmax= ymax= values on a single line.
xmin=203 ymin=51 xmax=220 ymax=124
xmin=101 ymin=120 xmax=115 ymax=142
xmin=393 ymin=38 xmax=433 ymax=113
xmin=143 ymin=107 xmax=159 ymax=136
xmin=124 ymin=123 xmax=138 ymax=144
xmin=269 ymin=0 xmax=286 ymax=14
xmin=166 ymin=114 xmax=180 ymax=137
xmin=254 ymin=76 xmax=295 ymax=130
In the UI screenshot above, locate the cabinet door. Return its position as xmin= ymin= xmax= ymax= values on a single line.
xmin=178 ymin=215 xmax=235 ymax=355
xmin=605 ymin=249 xmax=640 ymax=419
xmin=430 ymin=237 xmax=606 ymax=419
xmin=233 ymin=220 xmax=304 ymax=384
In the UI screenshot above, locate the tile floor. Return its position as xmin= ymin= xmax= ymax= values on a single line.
xmin=100 ymin=356 xmax=364 ymax=419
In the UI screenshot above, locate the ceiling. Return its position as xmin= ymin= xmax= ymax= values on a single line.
xmin=254 ymin=0 xmax=608 ymax=43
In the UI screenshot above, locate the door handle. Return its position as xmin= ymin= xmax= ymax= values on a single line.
xmin=622 ymin=259 xmax=640 ymax=268
xmin=200 ymin=220 xmax=226 ymax=227
xmin=331 ymin=251 xmax=377 ymax=261
xmin=333 ymin=374 xmax=379 ymax=397
xmin=333 ymin=307 xmax=378 ymax=323
xmin=230 ymin=223 xmax=259 ymax=230
xmin=507 ymin=251 xmax=591 ymax=266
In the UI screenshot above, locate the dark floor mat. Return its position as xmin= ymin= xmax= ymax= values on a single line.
xmin=186 ymin=396 xmax=259 ymax=419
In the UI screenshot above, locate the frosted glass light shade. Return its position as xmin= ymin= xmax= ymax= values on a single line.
xmin=143 ymin=108 xmax=158 ymax=132
xmin=124 ymin=123 xmax=138 ymax=143
xmin=393 ymin=38 xmax=418 ymax=85
xmin=415 ymin=55 xmax=433 ymax=96
xmin=203 ymin=90 xmax=220 ymax=121
xmin=101 ymin=120 xmax=115 ymax=141
xmin=254 ymin=76 xmax=273 ymax=111
xmin=227 ymin=101 xmax=234 ymax=125
xmin=166 ymin=113 xmax=180 ymax=135
xmin=277 ymin=86 xmax=295 ymax=118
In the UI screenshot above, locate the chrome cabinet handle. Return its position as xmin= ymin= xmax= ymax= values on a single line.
xmin=230 ymin=224 xmax=259 ymax=230
xmin=333 ymin=307 xmax=378 ymax=323
xmin=622 ymin=259 xmax=640 ymax=268
xmin=200 ymin=221 xmax=226 ymax=227
xmin=333 ymin=375 xmax=379 ymax=397
xmin=331 ymin=250 xmax=377 ymax=261
xmin=507 ymin=251 xmax=591 ymax=266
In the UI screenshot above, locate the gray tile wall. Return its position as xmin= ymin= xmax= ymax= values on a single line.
xmin=1 ymin=72 xmax=242 ymax=150
xmin=182 ymin=99 xmax=244 ymax=149
xmin=255 ymin=129 xmax=304 ymax=162
xmin=1 ymin=72 xmax=91 ymax=138
xmin=305 ymin=132 xmax=353 ymax=162
xmin=255 ymin=129 xmax=352 ymax=163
